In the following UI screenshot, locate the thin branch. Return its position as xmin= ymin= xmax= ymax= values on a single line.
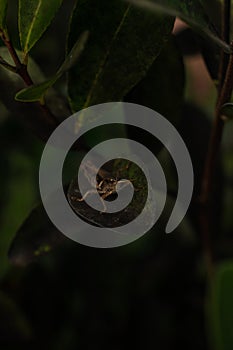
xmin=200 ymin=0 xmax=232 ymax=279
xmin=0 ymin=29 xmax=58 ymax=126
xmin=218 ymin=0 xmax=231 ymax=90
xmin=202 ymin=47 xmax=233 ymax=204
xmin=0 ymin=30 xmax=33 ymax=85
xmin=0 ymin=56 xmax=17 ymax=73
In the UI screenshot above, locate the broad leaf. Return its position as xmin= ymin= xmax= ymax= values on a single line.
xmin=8 ymin=203 xmax=66 ymax=266
xmin=15 ymin=31 xmax=89 ymax=102
xmin=207 ymin=261 xmax=233 ymax=350
xmin=19 ymin=0 xmax=63 ymax=54
xmin=125 ymin=36 xmax=184 ymax=155
xmin=128 ymin=0 xmax=230 ymax=52
xmin=68 ymin=0 xmax=174 ymax=113
xmin=0 ymin=0 xmax=7 ymax=30
xmin=0 ymin=291 xmax=31 ymax=341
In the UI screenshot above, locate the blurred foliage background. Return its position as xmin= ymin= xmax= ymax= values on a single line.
xmin=0 ymin=0 xmax=233 ymax=349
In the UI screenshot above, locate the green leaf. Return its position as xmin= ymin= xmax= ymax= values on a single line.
xmin=19 ymin=0 xmax=63 ymax=54
xmin=0 ymin=0 xmax=7 ymax=30
xmin=8 ymin=203 xmax=66 ymax=266
xmin=68 ymin=0 xmax=174 ymax=113
xmin=58 ymin=31 xmax=89 ymax=75
xmin=0 ymin=148 xmax=38 ymax=278
xmin=125 ymin=36 xmax=184 ymax=155
xmin=128 ymin=0 xmax=230 ymax=53
xmin=15 ymin=31 xmax=89 ymax=102
xmin=207 ymin=261 xmax=233 ymax=350
xmin=15 ymin=78 xmax=56 ymax=102
xmin=0 ymin=291 xmax=31 ymax=341
xmin=0 ymin=47 xmax=60 ymax=140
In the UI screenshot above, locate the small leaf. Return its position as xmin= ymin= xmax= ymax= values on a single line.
xmin=128 ymin=0 xmax=231 ymax=53
xmin=207 ymin=261 xmax=233 ymax=350
xmin=0 ymin=0 xmax=7 ymax=30
xmin=15 ymin=77 xmax=57 ymax=102
xmin=0 ymin=47 xmax=60 ymax=140
xmin=19 ymin=0 xmax=63 ymax=54
xmin=68 ymin=0 xmax=174 ymax=113
xmin=220 ymin=103 xmax=233 ymax=120
xmin=15 ymin=31 xmax=89 ymax=102
xmin=8 ymin=203 xmax=66 ymax=266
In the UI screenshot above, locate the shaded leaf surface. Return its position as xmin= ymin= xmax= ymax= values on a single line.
xmin=125 ymin=36 xmax=184 ymax=155
xmin=19 ymin=0 xmax=63 ymax=53
xmin=0 ymin=0 xmax=7 ymax=30
xmin=128 ymin=0 xmax=230 ymax=52
xmin=68 ymin=0 xmax=174 ymax=112
xmin=0 ymin=47 xmax=71 ymax=140
xmin=0 ymin=291 xmax=31 ymax=342
xmin=15 ymin=31 xmax=89 ymax=102
xmin=8 ymin=203 xmax=66 ymax=266
xmin=207 ymin=261 xmax=233 ymax=350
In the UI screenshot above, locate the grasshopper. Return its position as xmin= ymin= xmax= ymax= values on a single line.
xmin=70 ymin=160 xmax=131 ymax=212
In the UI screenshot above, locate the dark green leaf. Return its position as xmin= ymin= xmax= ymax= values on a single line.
xmin=68 ymin=159 xmax=148 ymax=229
xmin=0 ymin=146 xmax=39 ymax=278
xmin=15 ymin=78 xmax=56 ymax=102
xmin=19 ymin=0 xmax=63 ymax=54
xmin=15 ymin=31 xmax=89 ymax=102
xmin=68 ymin=0 xmax=174 ymax=114
xmin=8 ymin=203 xmax=66 ymax=266
xmin=125 ymin=36 xmax=184 ymax=155
xmin=207 ymin=261 xmax=233 ymax=350
xmin=0 ymin=291 xmax=31 ymax=342
xmin=59 ymin=31 xmax=89 ymax=75
xmin=0 ymin=0 xmax=7 ymax=30
xmin=128 ymin=0 xmax=230 ymax=52
xmin=0 ymin=47 xmax=71 ymax=140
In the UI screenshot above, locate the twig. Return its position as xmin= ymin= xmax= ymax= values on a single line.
xmin=0 ymin=30 xmax=33 ymax=85
xmin=202 ymin=44 xmax=233 ymax=203
xmin=0 ymin=56 xmax=17 ymax=72
xmin=218 ymin=0 xmax=231 ymax=90
xmin=0 ymin=29 xmax=58 ymax=126
xmin=200 ymin=0 xmax=232 ymax=279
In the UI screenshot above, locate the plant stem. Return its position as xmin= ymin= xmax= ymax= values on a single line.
xmin=0 ymin=56 xmax=17 ymax=72
xmin=202 ymin=45 xmax=233 ymax=203
xmin=218 ymin=0 xmax=231 ymax=90
xmin=0 ymin=29 xmax=58 ymax=126
xmin=0 ymin=30 xmax=33 ymax=86
xmin=200 ymin=0 xmax=232 ymax=279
